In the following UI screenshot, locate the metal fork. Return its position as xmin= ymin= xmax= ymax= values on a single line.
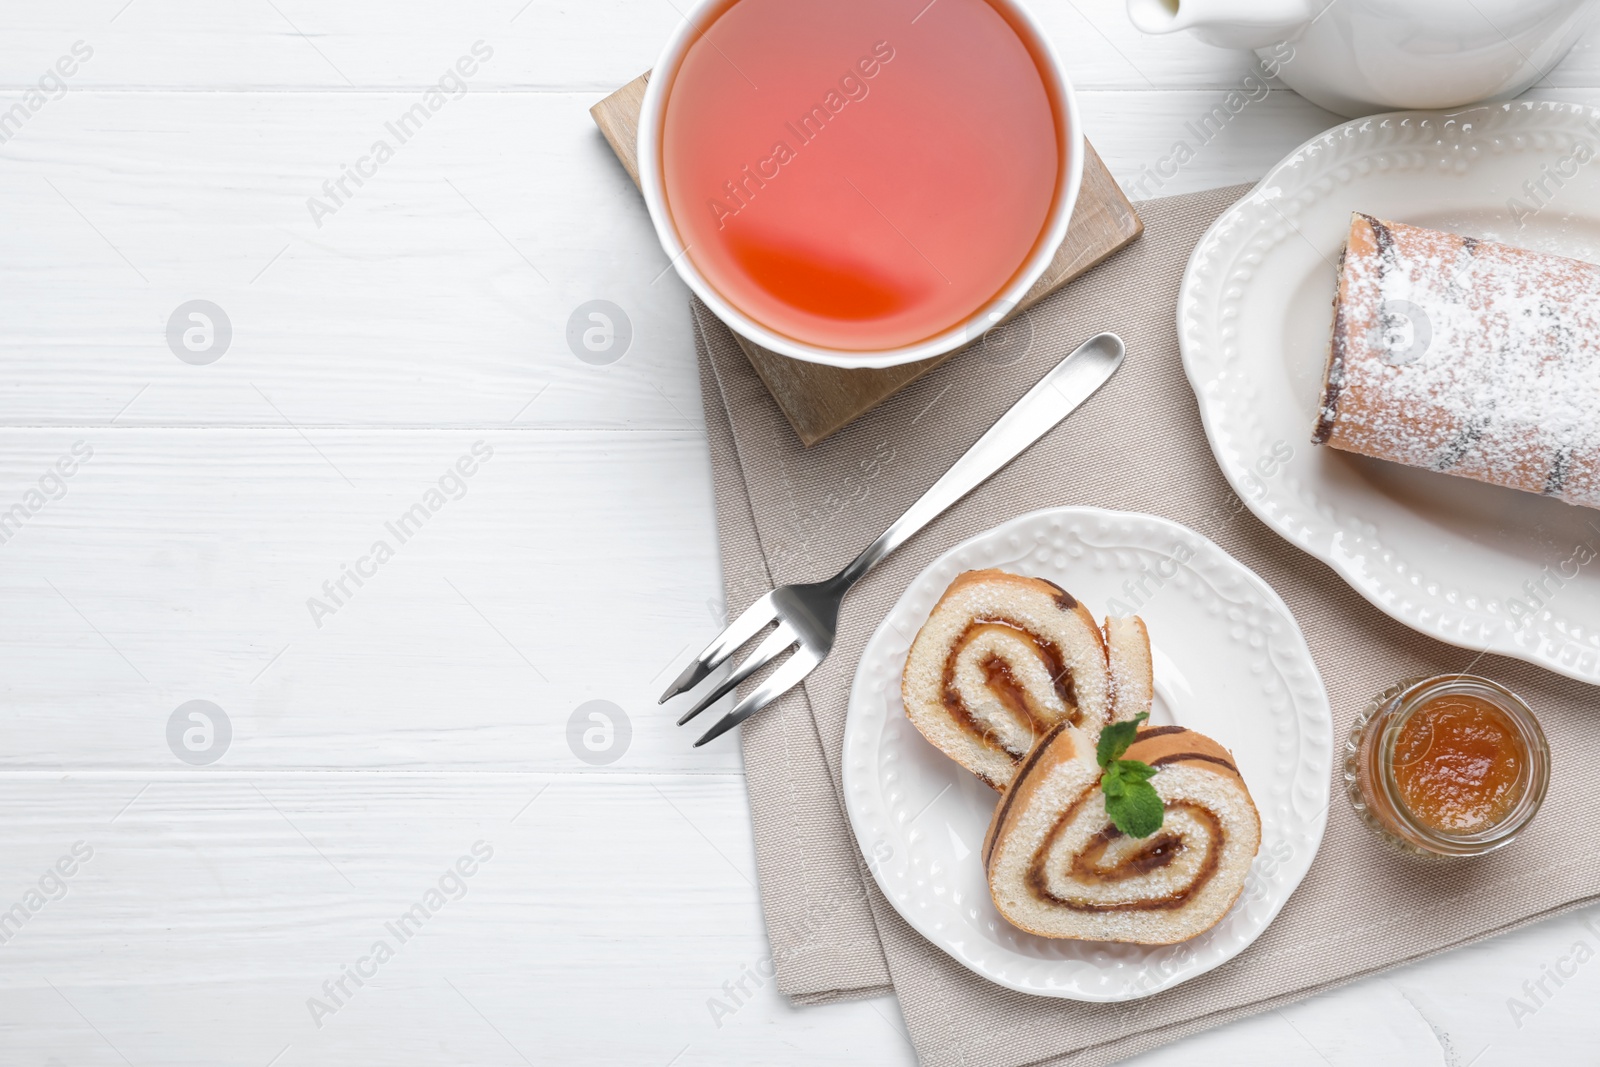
xmin=662 ymin=332 xmax=1126 ymax=746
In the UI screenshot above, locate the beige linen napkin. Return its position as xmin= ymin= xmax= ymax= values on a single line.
xmin=696 ymin=185 xmax=1600 ymax=1065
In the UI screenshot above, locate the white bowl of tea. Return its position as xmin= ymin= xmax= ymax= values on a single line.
xmin=637 ymin=0 xmax=1082 ymax=369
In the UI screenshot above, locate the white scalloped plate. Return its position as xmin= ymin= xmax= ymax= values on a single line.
xmin=842 ymin=507 xmax=1330 ymax=1000
xmin=1181 ymin=102 xmax=1600 ymax=683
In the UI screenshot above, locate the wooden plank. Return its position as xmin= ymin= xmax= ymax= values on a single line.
xmin=0 ymin=774 xmax=913 ymax=1065
xmin=0 ymin=90 xmax=700 ymax=431
xmin=0 ymin=428 xmax=732 ymax=774
xmin=592 ymin=72 xmax=1142 ymax=445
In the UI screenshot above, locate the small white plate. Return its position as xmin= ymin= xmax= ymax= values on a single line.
xmin=1180 ymin=101 xmax=1600 ymax=683
xmin=841 ymin=507 xmax=1330 ymax=1000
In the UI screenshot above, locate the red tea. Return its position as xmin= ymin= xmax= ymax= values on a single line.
xmin=660 ymin=0 xmax=1063 ymax=352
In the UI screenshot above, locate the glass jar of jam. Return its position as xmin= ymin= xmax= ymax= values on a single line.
xmin=1345 ymin=675 xmax=1549 ymax=857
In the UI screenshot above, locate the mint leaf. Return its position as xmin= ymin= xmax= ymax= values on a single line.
xmin=1096 ymin=718 xmax=1162 ymax=838
xmin=1112 ymin=759 xmax=1156 ymax=785
xmin=1100 ymin=760 xmax=1151 ymax=795
xmin=1096 ymin=711 xmax=1149 ymax=768
xmin=1104 ymin=779 xmax=1164 ymax=838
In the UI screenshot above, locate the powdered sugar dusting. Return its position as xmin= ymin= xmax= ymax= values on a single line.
xmin=1319 ymin=214 xmax=1600 ymax=507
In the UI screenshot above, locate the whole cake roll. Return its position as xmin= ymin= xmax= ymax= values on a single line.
xmin=901 ymin=570 xmax=1151 ymax=791
xmin=983 ymin=723 xmax=1260 ymax=944
xmin=1314 ymin=213 xmax=1600 ymax=507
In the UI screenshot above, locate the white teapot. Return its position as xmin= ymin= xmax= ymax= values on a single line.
xmin=1127 ymin=0 xmax=1600 ymax=117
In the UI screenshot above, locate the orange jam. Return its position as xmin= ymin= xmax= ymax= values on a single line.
xmin=1348 ymin=675 xmax=1549 ymax=857
xmin=1390 ymin=693 xmax=1526 ymax=834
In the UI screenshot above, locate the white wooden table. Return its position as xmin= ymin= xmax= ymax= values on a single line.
xmin=3 ymin=3 xmax=1598 ymax=1063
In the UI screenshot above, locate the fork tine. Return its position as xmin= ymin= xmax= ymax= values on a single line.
xmin=692 ymin=647 xmax=821 ymax=747
xmin=659 ymin=591 xmax=779 ymax=703
xmin=676 ymin=622 xmax=796 ymax=726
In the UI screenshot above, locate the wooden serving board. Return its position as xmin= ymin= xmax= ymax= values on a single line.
xmin=592 ymin=72 xmax=1142 ymax=446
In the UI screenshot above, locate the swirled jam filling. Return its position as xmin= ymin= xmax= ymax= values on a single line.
xmin=1028 ymin=801 xmax=1223 ymax=911
xmin=939 ymin=618 xmax=1078 ymax=758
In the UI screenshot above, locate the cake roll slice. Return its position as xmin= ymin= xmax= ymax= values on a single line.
xmin=902 ymin=570 xmax=1124 ymax=791
xmin=1314 ymin=213 xmax=1600 ymax=508
xmin=984 ymin=723 xmax=1260 ymax=945
xmin=1104 ymin=615 xmax=1153 ymax=723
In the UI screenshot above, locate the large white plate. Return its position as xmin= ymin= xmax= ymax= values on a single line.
xmin=1180 ymin=101 xmax=1600 ymax=683
xmin=841 ymin=507 xmax=1330 ymax=1000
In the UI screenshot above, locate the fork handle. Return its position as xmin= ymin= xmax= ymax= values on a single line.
xmin=832 ymin=332 xmax=1125 ymax=589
